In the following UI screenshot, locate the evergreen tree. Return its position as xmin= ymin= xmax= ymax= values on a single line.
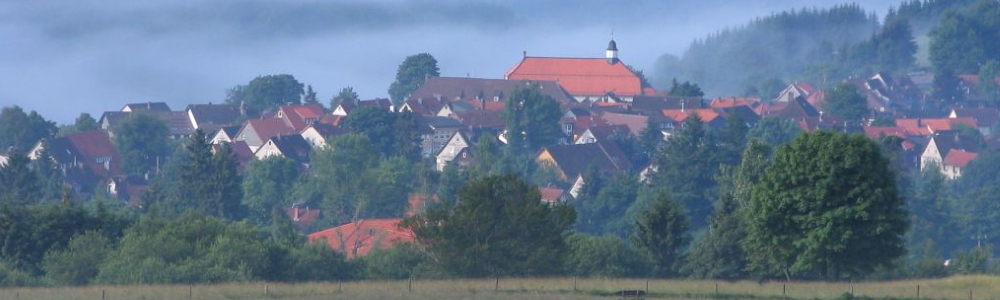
xmin=0 ymin=106 xmax=57 ymax=154
xmin=330 ymin=86 xmax=360 ymax=109
xmin=0 ymin=153 xmax=41 ymax=205
xmin=631 ymin=190 xmax=689 ymax=277
xmin=654 ymin=113 xmax=718 ymax=229
xmin=302 ymin=85 xmax=319 ymax=105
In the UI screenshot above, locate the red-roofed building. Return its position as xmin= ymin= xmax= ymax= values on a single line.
xmin=601 ymin=112 xmax=648 ymax=136
xmin=28 ymin=130 xmax=122 ymax=196
xmin=710 ymin=97 xmax=759 ymax=109
xmin=234 ymin=118 xmax=298 ymax=152
xmin=285 ymin=205 xmax=321 ymax=232
xmin=539 ymin=186 xmax=570 ymax=204
xmin=942 ymin=149 xmax=977 ymax=179
xmin=896 ymin=117 xmax=977 ymax=134
xmin=308 ymin=218 xmax=415 ymax=258
xmin=505 ymin=39 xmax=643 ymax=102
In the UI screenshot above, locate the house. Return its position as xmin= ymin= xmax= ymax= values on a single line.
xmin=405 ymin=77 xmax=575 ymax=112
xmin=273 ymin=104 xmax=326 ymax=131
xmin=436 ymin=131 xmax=473 ymax=171
xmin=99 ymin=109 xmax=196 ymax=139
xmin=27 ymin=130 xmax=122 ymax=195
xmin=121 ymin=102 xmax=171 ymax=113
xmin=212 ymin=141 xmax=254 ymax=173
xmin=775 ymin=83 xmax=816 ymax=103
xmin=307 ymin=218 xmax=415 ymax=258
xmin=234 ymin=118 xmax=298 ymax=152
xmin=539 ymin=186 xmax=571 ymax=205
xmin=299 ymin=123 xmax=344 ymax=149
xmin=186 ymin=103 xmax=242 ymax=133
xmin=505 ymin=38 xmax=644 ymax=102
xmin=949 ymin=107 xmax=1000 ymax=136
xmin=942 ymin=149 xmax=977 ymax=179
xmin=210 ymin=125 xmax=242 ymax=144
xmin=709 ymin=97 xmax=759 ymax=109
xmin=661 ymin=108 xmax=728 ymax=130
xmin=536 ymin=142 xmax=631 ymax=182
xmin=254 ymin=134 xmax=312 ymax=165
xmin=575 ymin=124 xmax=631 ymax=144
xmin=108 ymin=175 xmax=149 ymax=207
xmin=332 ymin=98 xmax=394 ymax=116
xmin=601 ymin=112 xmax=648 ymax=136
xmin=420 ymin=116 xmax=465 ymax=158
xmin=0 ymin=154 xmax=7 ymax=166
xmin=285 ymin=204 xmax=321 ymax=232
xmin=921 ymin=131 xmax=980 ymax=177
xmin=896 ymin=117 xmax=977 ymax=134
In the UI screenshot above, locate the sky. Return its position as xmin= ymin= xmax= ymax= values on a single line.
xmin=1 ymin=0 xmax=900 ymax=124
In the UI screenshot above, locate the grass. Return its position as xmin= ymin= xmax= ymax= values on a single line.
xmin=1 ymin=276 xmax=998 ymax=300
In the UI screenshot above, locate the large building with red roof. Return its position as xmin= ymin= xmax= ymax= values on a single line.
xmin=505 ymin=39 xmax=644 ymax=102
xmin=307 ymin=218 xmax=415 ymax=258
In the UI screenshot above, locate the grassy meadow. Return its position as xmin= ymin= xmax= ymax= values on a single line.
xmin=1 ymin=276 xmax=998 ymax=300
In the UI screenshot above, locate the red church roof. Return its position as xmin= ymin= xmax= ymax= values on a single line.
xmin=505 ymin=57 xmax=642 ymax=97
xmin=307 ymin=218 xmax=415 ymax=259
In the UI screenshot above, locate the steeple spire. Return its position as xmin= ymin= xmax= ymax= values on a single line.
xmin=606 ymin=35 xmax=619 ymax=64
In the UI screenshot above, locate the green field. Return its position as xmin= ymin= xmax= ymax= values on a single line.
xmin=2 ymin=276 xmax=998 ymax=300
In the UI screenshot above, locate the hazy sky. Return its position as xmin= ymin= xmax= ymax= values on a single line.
xmin=2 ymin=0 xmax=899 ymax=123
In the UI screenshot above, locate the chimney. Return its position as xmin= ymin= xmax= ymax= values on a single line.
xmin=523 ymin=51 xmax=527 ymax=58
xmin=293 ymin=206 xmax=300 ymax=221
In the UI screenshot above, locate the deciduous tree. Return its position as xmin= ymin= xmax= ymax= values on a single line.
xmin=388 ymin=53 xmax=439 ymax=105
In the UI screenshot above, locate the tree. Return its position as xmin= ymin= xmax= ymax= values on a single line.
xmin=0 ymin=106 xmax=57 ymax=154
xmin=953 ymin=149 xmax=1000 ymax=249
xmin=112 ymin=113 xmax=170 ymax=175
xmin=0 ymin=153 xmax=42 ymax=205
xmin=160 ymin=131 xmax=244 ymax=220
xmin=631 ymin=190 xmax=689 ymax=277
xmin=503 ymin=83 xmax=562 ymax=151
xmin=933 ymin=68 xmax=964 ymax=105
xmin=747 ymin=117 xmax=802 ymax=147
xmin=668 ymin=78 xmax=705 ymax=98
xmin=41 ymin=231 xmax=112 ymax=285
xmin=302 ymin=85 xmax=319 ymax=105
xmin=341 ymin=107 xmax=421 ymax=159
xmin=225 ymin=74 xmax=304 ymax=116
xmin=242 ymin=157 xmax=300 ymax=224
xmin=576 ymin=173 xmax=639 ymax=237
xmin=388 ymin=53 xmax=439 ymax=105
xmin=654 ymin=113 xmax=718 ymax=229
xmin=823 ymin=82 xmax=868 ymax=123
xmin=929 ymin=5 xmax=998 ymax=74
xmin=58 ymin=113 xmax=99 ymax=137
xmin=330 ymin=86 xmax=360 ymax=109
xmin=744 ymin=131 xmax=908 ymax=280
xmin=875 ymin=18 xmax=918 ymax=71
xmin=978 ymin=60 xmax=1000 ymax=106
xmin=565 ymin=234 xmax=650 ymax=277
xmin=628 ymin=65 xmax=652 ymax=88
xmin=358 ymin=243 xmax=428 ymax=280
xmin=404 ymin=175 xmax=575 ymax=277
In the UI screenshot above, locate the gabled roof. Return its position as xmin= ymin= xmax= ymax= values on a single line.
xmin=578 ymin=124 xmax=632 ymax=143
xmin=600 ymin=112 xmax=647 ymax=135
xmin=43 ymin=130 xmax=122 ymax=177
xmin=265 ymin=135 xmax=312 ymax=164
xmin=539 ymin=141 xmax=630 ymax=179
xmin=409 ymin=77 xmax=575 ymax=105
xmin=951 ymin=107 xmax=1000 ymax=127
xmin=662 ymin=109 xmax=724 ymax=123
xmin=122 ymin=102 xmax=171 ymax=112
xmin=762 ymin=96 xmax=820 ymax=119
xmin=943 ymin=149 xmax=977 ymax=168
xmin=422 ymin=115 xmax=465 ymax=130
xmin=710 ymin=97 xmax=759 ymax=109
xmin=307 ymin=218 xmax=415 ymax=259
xmin=929 ymin=131 xmax=980 ymax=158
xmin=897 ymin=118 xmax=977 ymax=133
xmin=242 ymin=118 xmax=297 ymax=142
xmin=275 ymin=104 xmax=326 ymax=131
xmin=453 ymin=110 xmax=506 ymax=130
xmin=214 ymin=141 xmax=254 ymax=173
xmin=159 ymin=111 xmax=197 ymax=137
xmin=505 ymin=57 xmax=642 ymax=97
xmin=186 ymin=103 xmax=241 ymax=129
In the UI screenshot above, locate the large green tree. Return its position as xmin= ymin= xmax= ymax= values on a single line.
xmin=404 ymin=175 xmax=575 ymax=277
xmin=388 ymin=53 xmax=439 ymax=105
xmin=225 ymin=74 xmax=305 ymax=116
xmin=565 ymin=234 xmax=650 ymax=278
xmin=630 ymin=190 xmax=689 ymax=277
xmin=503 ymin=83 xmax=563 ymax=151
xmin=744 ymin=131 xmax=908 ymax=280
xmin=823 ymin=82 xmax=868 ymax=123
xmin=0 ymin=106 xmax=57 ymax=154
xmin=978 ymin=60 xmax=1000 ymax=106
xmin=113 ymin=113 xmax=170 ymax=175
xmin=330 ymin=87 xmax=360 ymax=109
xmin=653 ymin=114 xmax=719 ymax=229
xmin=341 ymin=107 xmax=421 ymax=159
xmin=157 ymin=131 xmax=244 ymax=220
xmin=242 ymin=156 xmax=300 ymax=225
xmin=928 ymin=1 xmax=1000 ymax=74
xmin=575 ymin=173 xmax=639 ymax=237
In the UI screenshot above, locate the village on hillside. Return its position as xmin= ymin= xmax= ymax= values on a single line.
xmin=2 ymin=37 xmax=996 ymax=259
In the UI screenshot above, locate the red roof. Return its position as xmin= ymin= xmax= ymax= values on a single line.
xmin=505 ymin=57 xmax=642 ymax=97
xmin=539 ymin=186 xmax=566 ymax=204
xmin=65 ymin=130 xmax=121 ymax=176
xmin=285 ymin=206 xmax=321 ymax=232
xmin=245 ymin=118 xmax=298 ymax=141
xmin=896 ymin=118 xmax=976 ymax=133
xmin=601 ymin=112 xmax=648 ymax=135
xmin=308 ymin=218 xmax=415 ymax=259
xmin=710 ymin=97 xmax=759 ymax=109
xmin=943 ymin=149 xmax=978 ymax=168
xmin=662 ymin=109 xmax=722 ymax=123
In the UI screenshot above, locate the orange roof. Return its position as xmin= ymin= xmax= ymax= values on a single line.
xmin=896 ymin=117 xmax=976 ymax=132
xmin=943 ymin=149 xmax=978 ymax=168
xmin=710 ymin=97 xmax=759 ymax=109
xmin=662 ymin=109 xmax=722 ymax=123
xmin=308 ymin=218 xmax=415 ymax=259
xmin=505 ymin=57 xmax=642 ymax=97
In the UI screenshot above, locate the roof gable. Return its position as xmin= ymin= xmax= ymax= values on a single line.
xmin=506 ymin=57 xmax=642 ymax=97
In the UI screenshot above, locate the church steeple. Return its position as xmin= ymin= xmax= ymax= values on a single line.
xmin=606 ymin=37 xmax=619 ymax=64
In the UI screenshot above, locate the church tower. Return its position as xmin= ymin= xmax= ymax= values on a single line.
xmin=606 ymin=38 xmax=619 ymax=64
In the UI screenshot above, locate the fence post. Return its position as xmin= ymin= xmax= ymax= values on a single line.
xmin=265 ymin=284 xmax=269 ymax=296
xmin=969 ymin=289 xmax=973 ymax=300
xmin=715 ymin=283 xmax=719 ymax=294
xmin=408 ymin=278 xmax=412 ymax=292
xmin=189 ymin=286 xmax=193 ymax=299
xmin=917 ymin=285 xmax=920 ymax=299
xmin=495 ymin=277 xmax=500 ymax=291
xmin=102 ymin=289 xmax=106 ymax=300
xmin=851 ymin=285 xmax=854 ymax=296
xmin=645 ymin=280 xmax=649 ymax=292
xmin=573 ymin=277 xmax=577 ymax=291
xmin=782 ymin=284 xmax=786 ymax=297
